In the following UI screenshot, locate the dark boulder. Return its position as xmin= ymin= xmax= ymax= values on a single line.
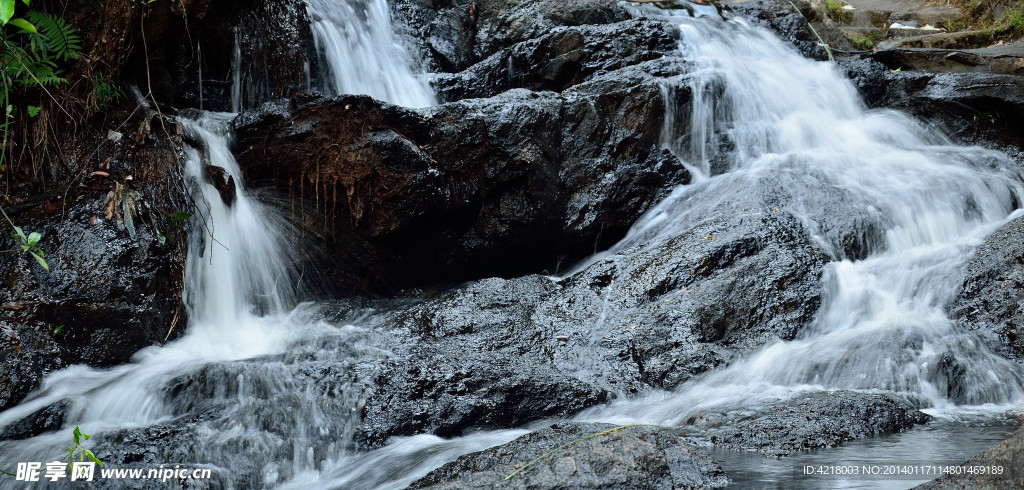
xmin=0 ymin=321 xmax=66 ymax=412
xmin=408 ymin=422 xmax=729 ymax=489
xmin=127 ymin=0 xmax=318 ymax=112
xmin=358 ymin=276 xmax=613 ymax=447
xmin=949 ymin=215 xmax=1024 ymax=361
xmin=234 ymin=78 xmax=689 ymax=295
xmin=391 ymin=0 xmax=632 ymax=73
xmin=726 ymin=0 xmax=834 ymax=61
xmin=359 ymin=170 xmax=833 ymax=445
xmin=0 ymin=400 xmax=70 ymax=441
xmin=703 ymin=391 xmax=932 ymax=457
xmin=432 ymin=18 xmax=683 ymax=101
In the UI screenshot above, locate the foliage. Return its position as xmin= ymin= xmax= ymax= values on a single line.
xmin=1 ymin=0 xmax=82 ymax=171
xmin=0 ymin=427 xmax=100 ymax=478
xmin=0 ymin=198 xmax=47 ymax=270
xmin=92 ymin=73 xmax=123 ymax=108
xmin=65 ymin=426 xmax=104 ymax=467
xmin=1007 ymin=1 xmax=1024 ymax=33
xmin=824 ymin=0 xmax=852 ymax=24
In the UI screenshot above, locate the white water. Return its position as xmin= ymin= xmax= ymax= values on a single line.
xmin=575 ymin=11 xmax=1024 ymax=425
xmin=0 ymin=112 xmax=296 ymax=432
xmin=303 ymin=0 xmax=435 ymax=107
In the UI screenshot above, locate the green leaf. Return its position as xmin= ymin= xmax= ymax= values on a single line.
xmin=25 ymin=11 xmax=82 ymax=61
xmin=27 ymin=231 xmax=40 ymax=245
xmin=8 ymin=17 xmax=35 ymax=32
xmin=1 ymin=0 xmax=15 ymax=25
xmin=83 ymin=432 xmax=90 ymax=440
xmin=84 ymin=449 xmax=103 ymax=466
xmin=27 ymin=105 xmax=40 ymax=117
xmin=31 ymin=251 xmax=47 ymax=270
xmin=13 ymin=225 xmax=26 ymax=241
xmin=20 ymin=0 xmax=29 ymax=6
xmin=171 ymin=211 xmax=193 ymax=220
xmin=73 ymin=426 xmax=82 ymax=445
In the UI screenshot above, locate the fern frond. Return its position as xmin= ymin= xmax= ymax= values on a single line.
xmin=24 ymin=11 xmax=80 ymax=61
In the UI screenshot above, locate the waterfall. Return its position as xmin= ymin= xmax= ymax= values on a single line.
xmin=303 ymin=0 xmax=435 ymax=107
xmin=581 ymin=11 xmax=1024 ymax=424
xmin=0 ymin=114 xmax=307 ymax=485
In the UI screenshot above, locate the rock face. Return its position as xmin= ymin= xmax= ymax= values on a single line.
xmin=391 ymin=0 xmax=633 ymax=73
xmin=234 ymin=60 xmax=690 ymax=295
xmin=118 ymin=0 xmax=317 ymax=112
xmin=409 ymin=423 xmax=729 ymax=489
xmin=948 ymin=215 xmax=1024 ymax=361
xmin=357 ymin=170 xmax=831 ymax=446
xmin=703 ymin=391 xmax=932 ymax=457
xmin=0 ymin=117 xmax=189 ymax=411
xmin=432 ymin=18 xmax=683 ymax=101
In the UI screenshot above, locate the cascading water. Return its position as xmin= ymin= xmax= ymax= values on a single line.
xmin=0 ymin=113 xmax=311 ymax=485
xmin=575 ymin=11 xmax=1024 ymax=426
xmin=309 ymin=5 xmax=1024 ymax=487
xmin=303 ymin=0 xmax=435 ymax=107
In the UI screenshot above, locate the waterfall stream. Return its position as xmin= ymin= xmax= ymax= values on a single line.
xmin=1 ymin=1 xmax=1023 ymax=488
xmin=303 ymin=0 xmax=435 ymax=107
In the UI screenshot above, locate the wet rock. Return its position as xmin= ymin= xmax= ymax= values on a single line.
xmin=392 ymin=0 xmax=632 ymax=72
xmin=0 ymin=400 xmax=70 ymax=441
xmin=0 ymin=194 xmax=185 ymax=369
xmin=0 ymin=321 xmax=66 ymax=411
xmin=917 ymin=422 xmax=1024 ymax=489
xmin=408 ymin=422 xmax=729 ymax=489
xmin=703 ymin=391 xmax=932 ymax=457
xmin=203 ymin=165 xmax=237 ymax=207
xmin=135 ymin=0 xmax=318 ymax=111
xmin=360 ymin=171 xmax=833 ymax=445
xmin=726 ymin=0 xmax=834 ymax=61
xmin=433 ymin=18 xmax=682 ymax=101
xmin=949 ymin=215 xmax=1024 ymax=361
xmin=840 ymin=56 xmax=1024 ymax=151
xmin=359 ymin=276 xmax=612 ymax=447
xmin=234 ymin=77 xmax=689 ymax=295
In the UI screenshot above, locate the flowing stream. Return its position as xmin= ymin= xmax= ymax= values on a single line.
xmin=303 ymin=0 xmax=435 ymax=107
xmin=2 ymin=1 xmax=1023 ymax=488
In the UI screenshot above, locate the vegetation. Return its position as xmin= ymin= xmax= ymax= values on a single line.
xmin=943 ymin=0 xmax=1024 ymax=40
xmin=824 ymin=0 xmax=852 ymax=24
xmin=0 ymin=195 xmax=46 ymax=269
xmin=1 ymin=0 xmax=81 ymax=181
xmin=1 ymin=427 xmax=102 ymax=478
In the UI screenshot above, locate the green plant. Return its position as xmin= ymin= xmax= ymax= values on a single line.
xmin=1 ymin=427 xmax=101 ymax=478
xmin=824 ymin=0 xmax=852 ymax=23
xmin=0 ymin=195 xmax=48 ymax=270
xmin=1005 ymin=1 xmax=1024 ymax=33
xmin=92 ymin=73 xmax=123 ymax=108
xmin=1 ymin=0 xmax=81 ymax=171
xmin=850 ymin=32 xmax=875 ymax=50
xmin=65 ymin=426 xmax=104 ymax=467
